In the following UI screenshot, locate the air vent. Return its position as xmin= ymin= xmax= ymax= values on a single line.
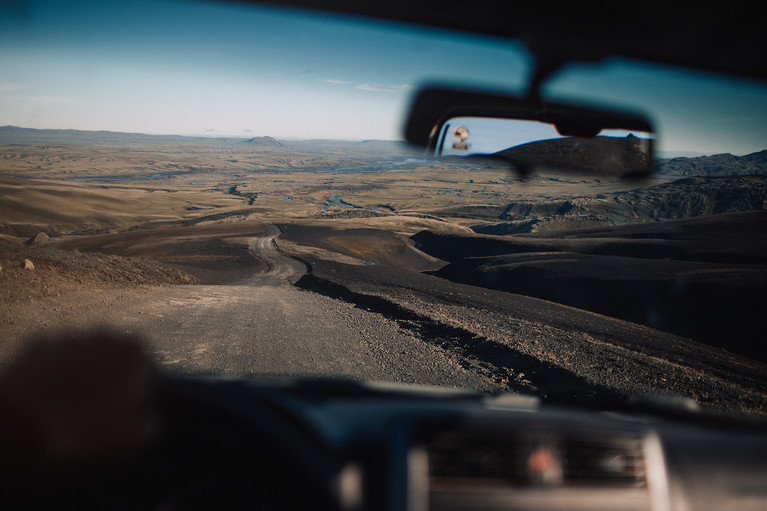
xmin=426 ymin=430 xmax=647 ymax=488
xmin=428 ymin=433 xmax=518 ymax=482
xmin=421 ymin=428 xmax=657 ymax=511
xmin=563 ymin=436 xmax=646 ymax=486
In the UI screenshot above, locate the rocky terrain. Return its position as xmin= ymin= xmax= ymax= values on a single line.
xmin=473 ymin=174 xmax=767 ymax=234
xmin=416 ymin=211 xmax=767 ymax=363
xmin=2 ymin=129 xmax=766 ymax=417
xmin=277 ymin=222 xmax=767 ymax=415
xmin=0 ymin=232 xmax=199 ymax=346
xmin=656 ymin=149 xmax=767 ymax=176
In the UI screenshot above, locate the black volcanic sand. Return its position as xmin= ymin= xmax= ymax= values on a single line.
xmin=275 ymin=223 xmax=440 ymax=270
xmin=413 ymin=210 xmax=767 ymax=363
xmin=55 ymin=221 xmax=270 ymax=284
xmin=4 ymin=216 xmax=766 ymax=415
xmin=277 ymin=221 xmax=767 ymax=415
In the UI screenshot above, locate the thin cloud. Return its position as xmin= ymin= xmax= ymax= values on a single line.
xmin=320 ymin=80 xmax=413 ymax=93
xmin=355 ymin=83 xmax=413 ymax=93
xmin=0 ymin=82 xmax=24 ymax=92
xmin=355 ymin=83 xmax=396 ymax=93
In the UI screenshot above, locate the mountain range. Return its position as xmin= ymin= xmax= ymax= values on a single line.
xmin=656 ymin=150 xmax=767 ymax=176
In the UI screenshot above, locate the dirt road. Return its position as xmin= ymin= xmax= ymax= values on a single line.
xmin=3 ymin=223 xmax=766 ymax=414
xmin=2 ymin=226 xmax=492 ymax=390
xmin=246 ymin=224 xmax=307 ymax=285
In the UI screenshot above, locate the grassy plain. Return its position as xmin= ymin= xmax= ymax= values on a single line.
xmin=0 ymin=141 xmax=662 ymax=237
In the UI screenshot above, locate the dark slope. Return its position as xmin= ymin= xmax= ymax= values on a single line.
xmin=475 ymin=175 xmax=767 ymax=234
xmin=416 ymin=211 xmax=767 ymax=362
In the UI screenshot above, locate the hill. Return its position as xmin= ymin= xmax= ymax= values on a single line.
xmin=474 ymin=175 xmax=767 ymax=234
xmin=0 ymin=125 xmax=243 ymax=146
xmin=415 ymin=210 xmax=767 ymax=362
xmin=240 ymin=136 xmax=282 ymax=147
xmin=656 ymin=149 xmax=767 ymax=176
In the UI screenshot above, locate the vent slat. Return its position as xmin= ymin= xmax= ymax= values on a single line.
xmin=426 ymin=431 xmax=647 ymax=487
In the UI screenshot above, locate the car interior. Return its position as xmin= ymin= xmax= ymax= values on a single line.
xmin=1 ymin=1 xmax=766 ymax=510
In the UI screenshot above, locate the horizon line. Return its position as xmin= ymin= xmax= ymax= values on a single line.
xmin=0 ymin=125 xmax=403 ymax=143
xmin=2 ymin=125 xmax=764 ymax=158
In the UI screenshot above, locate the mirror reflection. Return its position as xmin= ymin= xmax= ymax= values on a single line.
xmin=435 ymin=117 xmax=654 ymax=177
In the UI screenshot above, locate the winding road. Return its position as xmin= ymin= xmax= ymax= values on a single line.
xmin=246 ymin=224 xmax=307 ymax=285
xmin=7 ymin=224 xmax=766 ymax=412
xmin=31 ymin=225 xmax=493 ymax=389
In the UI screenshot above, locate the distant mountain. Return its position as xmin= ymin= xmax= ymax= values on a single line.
xmin=281 ymin=139 xmax=422 ymax=156
xmin=0 ymin=126 xmax=414 ymax=155
xmin=0 ymin=125 xmax=243 ymax=146
xmin=656 ymin=150 xmax=767 ymax=176
xmin=241 ymin=136 xmax=282 ymax=147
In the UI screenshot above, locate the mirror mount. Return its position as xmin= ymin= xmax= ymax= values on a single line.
xmin=525 ymin=54 xmax=565 ymax=103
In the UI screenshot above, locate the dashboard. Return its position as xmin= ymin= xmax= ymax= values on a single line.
xmin=187 ymin=378 xmax=767 ymax=511
xmin=3 ymin=375 xmax=766 ymax=510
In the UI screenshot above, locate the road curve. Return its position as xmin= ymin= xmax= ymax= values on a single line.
xmin=8 ymin=225 xmax=493 ymax=390
xmin=246 ymin=224 xmax=307 ymax=285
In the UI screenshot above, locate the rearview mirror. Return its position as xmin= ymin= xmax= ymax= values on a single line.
xmin=405 ymin=86 xmax=656 ymax=177
xmin=436 ymin=116 xmax=653 ymax=177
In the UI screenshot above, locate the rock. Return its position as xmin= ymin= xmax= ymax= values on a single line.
xmin=29 ymin=232 xmax=50 ymax=246
xmin=22 ymin=258 xmax=35 ymax=271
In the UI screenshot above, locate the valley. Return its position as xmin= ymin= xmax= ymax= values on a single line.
xmin=2 ymin=128 xmax=766 ymax=416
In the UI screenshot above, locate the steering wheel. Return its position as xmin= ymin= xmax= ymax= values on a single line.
xmin=3 ymin=377 xmax=341 ymax=510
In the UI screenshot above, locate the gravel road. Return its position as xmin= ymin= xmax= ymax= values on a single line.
xmin=3 ymin=226 xmax=493 ymax=391
xmin=3 ymin=223 xmax=765 ymax=415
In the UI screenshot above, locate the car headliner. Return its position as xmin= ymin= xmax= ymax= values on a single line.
xmin=249 ymin=0 xmax=766 ymax=83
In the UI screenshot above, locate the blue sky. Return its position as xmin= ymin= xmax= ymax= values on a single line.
xmin=1 ymin=0 xmax=766 ymax=156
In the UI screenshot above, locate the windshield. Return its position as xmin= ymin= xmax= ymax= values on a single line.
xmin=1 ymin=0 xmax=766 ymax=418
